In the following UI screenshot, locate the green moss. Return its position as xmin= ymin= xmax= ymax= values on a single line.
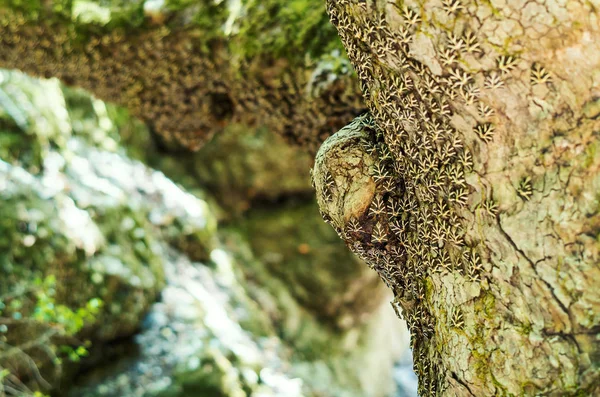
xmin=161 ymin=209 xmax=218 ymax=262
xmin=425 ymin=277 xmax=435 ymax=300
xmin=0 ymin=0 xmax=45 ymax=18
xmin=0 ymin=119 xmax=44 ymax=171
xmin=471 ymin=349 xmax=492 ymax=387
xmin=93 ymin=205 xmax=165 ymax=289
xmin=0 ymin=70 xmax=71 ymax=171
xmin=159 ymin=346 xmax=252 ymax=397
xmin=1 ymin=0 xmax=342 ymax=64
xmin=0 ymin=0 xmax=74 ymax=25
xmin=0 ymin=180 xmax=164 ymax=330
xmin=165 ymin=0 xmax=228 ymax=44
xmin=470 ymin=292 xmax=499 ymax=383
xmin=233 ymin=0 xmax=343 ymax=62
xmin=482 ymin=291 xmax=496 ymax=319
xmin=6 ymin=0 xmax=146 ymax=28
xmin=0 ymin=187 xmax=78 ymax=295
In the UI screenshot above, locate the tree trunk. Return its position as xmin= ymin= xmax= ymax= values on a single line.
xmin=311 ymin=0 xmax=600 ymax=395
xmin=0 ymin=0 xmax=364 ymax=153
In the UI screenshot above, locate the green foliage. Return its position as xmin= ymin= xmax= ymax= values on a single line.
xmin=0 ymin=118 xmax=41 ymax=172
xmin=0 ymin=0 xmax=43 ymax=16
xmin=0 ymin=189 xmax=75 ymax=295
xmin=0 ymin=275 xmax=103 ymax=338
xmin=94 ymin=205 xmax=165 ymax=287
xmin=235 ymin=0 xmax=342 ymax=62
xmin=0 ymin=274 xmax=102 ymax=394
xmin=31 ymin=275 xmax=103 ymax=336
xmin=57 ymin=344 xmax=90 ymax=364
xmin=161 ymin=0 xmax=343 ymax=64
xmin=0 ymin=0 xmax=72 ymax=22
xmin=62 ymin=85 xmax=121 ymax=148
xmin=166 ymin=0 xmax=228 ymax=41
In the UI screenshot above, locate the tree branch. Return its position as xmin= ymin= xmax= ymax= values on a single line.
xmin=0 ymin=0 xmax=365 ymax=153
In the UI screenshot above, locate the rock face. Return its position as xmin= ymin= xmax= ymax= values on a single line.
xmin=219 ymin=232 xmax=407 ymax=397
xmin=0 ymin=69 xmax=213 ymax=394
xmin=186 ymin=120 xmax=411 ymax=396
xmin=235 ymin=201 xmax=385 ymax=329
xmin=68 ymin=246 xmax=309 ymax=397
xmin=191 ymin=125 xmax=315 ymax=216
xmin=68 ymin=239 xmax=408 ymax=397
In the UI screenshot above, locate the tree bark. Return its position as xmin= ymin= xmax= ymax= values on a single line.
xmin=311 ymin=0 xmax=600 ymax=395
xmin=0 ymin=0 xmax=364 ymax=153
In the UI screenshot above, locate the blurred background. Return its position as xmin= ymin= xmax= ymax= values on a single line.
xmin=0 ymin=0 xmax=418 ymax=393
xmin=0 ymin=67 xmax=418 ymax=396
xmin=0 ymin=68 xmax=418 ymax=397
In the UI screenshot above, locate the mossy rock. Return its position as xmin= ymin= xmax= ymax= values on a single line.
xmin=235 ymin=200 xmax=385 ymax=329
xmin=0 ymin=69 xmax=179 ymax=393
xmin=159 ymin=347 xmax=251 ymax=397
xmin=191 ymin=125 xmax=314 ymax=217
xmin=0 ymin=167 xmax=165 ymax=391
xmin=219 ymin=231 xmax=406 ymax=397
xmin=0 ymin=70 xmax=72 ymax=172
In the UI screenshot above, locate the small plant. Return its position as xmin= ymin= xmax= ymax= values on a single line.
xmin=31 ymin=275 xmax=103 ymax=336
xmin=1 ymin=275 xmax=104 ymax=395
xmin=451 ymin=307 xmax=464 ymax=329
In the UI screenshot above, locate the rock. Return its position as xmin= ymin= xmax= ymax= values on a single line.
xmin=221 ymin=227 xmax=408 ymax=397
xmin=191 ymin=125 xmax=315 ymax=216
xmin=106 ymin=121 xmax=315 ymax=220
xmin=67 ymin=247 xmax=304 ymax=397
xmin=0 ymin=157 xmax=165 ymax=389
xmin=68 ymin=232 xmax=407 ymax=397
xmin=234 ymin=200 xmax=385 ymax=329
xmin=0 ymin=69 xmax=217 ymax=394
xmin=164 ymin=347 xmax=249 ymax=397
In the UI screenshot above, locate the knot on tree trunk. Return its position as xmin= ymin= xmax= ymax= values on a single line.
xmin=311 ymin=113 xmax=450 ymax=394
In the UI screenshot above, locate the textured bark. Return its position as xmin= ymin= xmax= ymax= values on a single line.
xmin=0 ymin=0 xmax=364 ymax=153
xmin=312 ymin=0 xmax=600 ymax=395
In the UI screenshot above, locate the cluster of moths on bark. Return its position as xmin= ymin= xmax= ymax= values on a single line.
xmin=0 ymin=7 xmax=364 ymax=153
